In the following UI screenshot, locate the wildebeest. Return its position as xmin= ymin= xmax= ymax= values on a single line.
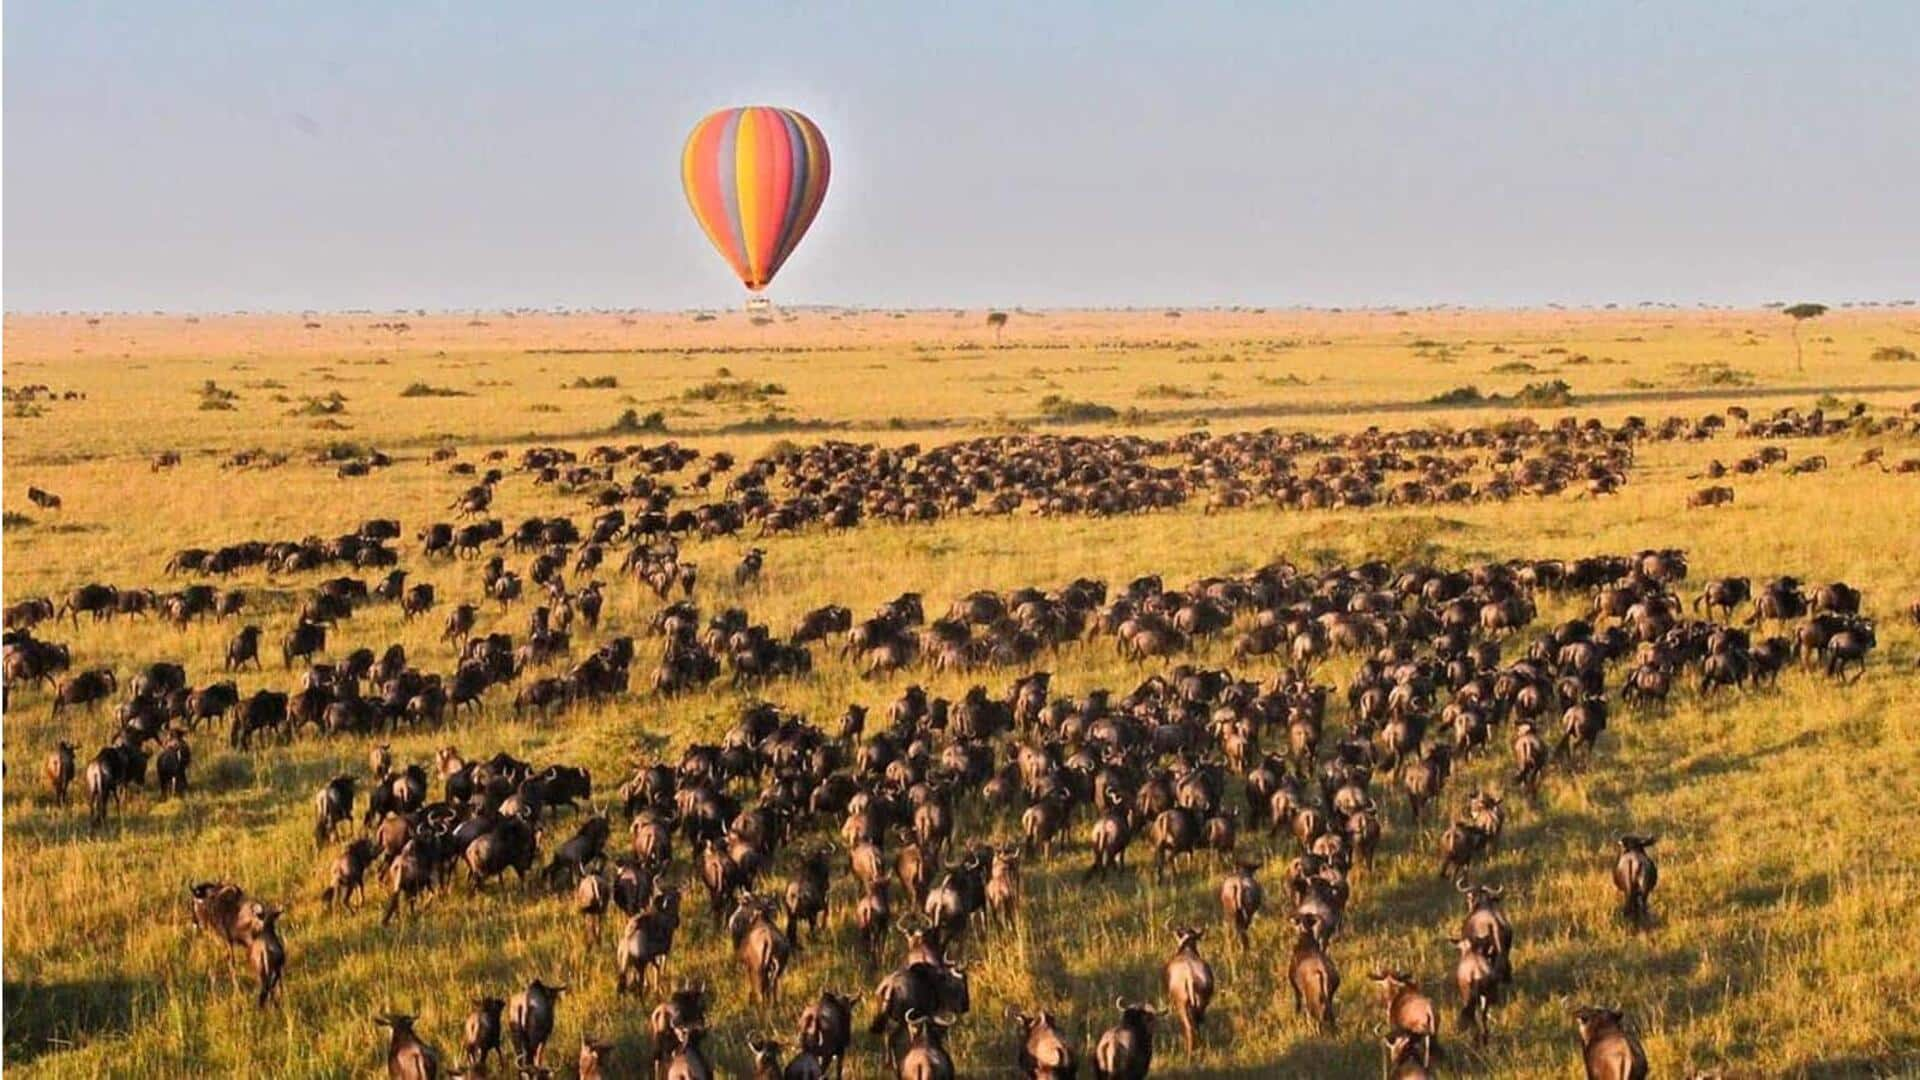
xmin=506 ymin=978 xmax=566 ymax=1070
xmin=896 ymin=1010 xmax=957 ymax=1080
xmin=374 ymin=1013 xmax=441 ymax=1080
xmin=1449 ymin=934 xmax=1501 ymax=1039
xmin=282 ymin=620 xmax=327 ymax=668
xmin=1574 ymin=1005 xmax=1649 ymax=1080
xmin=463 ymin=997 xmax=507 ymax=1074
xmin=1011 ymin=1007 xmax=1077 ymax=1080
xmin=247 ymin=902 xmax=287 ymax=1007
xmin=321 ymin=838 xmax=378 ymax=911
xmin=1287 ymin=913 xmax=1339 ymax=1032
xmin=314 ymin=776 xmax=355 ymax=847
xmin=52 ymin=667 xmax=116 ymax=716
xmin=1612 ymin=835 xmax=1659 ymax=924
xmin=44 ymin=740 xmax=76 ymax=804
xmin=729 ymin=893 xmax=793 ymax=1002
xmin=798 ymin=989 xmax=858 ymax=1078
xmin=1092 ymin=999 xmax=1158 ymax=1080
xmin=1218 ymin=859 xmax=1263 ymax=945
xmin=1162 ymin=925 xmax=1215 ymax=1054
xmin=1370 ymin=970 xmax=1439 ymax=1068
xmin=154 ymin=729 xmax=192 ymax=798
xmin=650 ymin=984 xmax=710 ymax=1079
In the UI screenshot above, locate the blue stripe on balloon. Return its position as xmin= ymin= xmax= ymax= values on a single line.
xmin=772 ymin=109 xmax=810 ymax=273
xmin=716 ymin=109 xmax=746 ymax=271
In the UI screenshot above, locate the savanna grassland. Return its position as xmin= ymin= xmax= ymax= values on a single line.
xmin=4 ymin=306 xmax=1920 ymax=1079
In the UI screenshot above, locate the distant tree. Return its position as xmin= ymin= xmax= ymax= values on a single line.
xmin=1782 ymin=303 xmax=1828 ymax=371
xmin=986 ymin=310 xmax=1009 ymax=345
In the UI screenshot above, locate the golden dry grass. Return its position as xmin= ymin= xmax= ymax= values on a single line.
xmin=4 ymin=307 xmax=1920 ymax=1078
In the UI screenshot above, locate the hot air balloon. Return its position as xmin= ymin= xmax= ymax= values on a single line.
xmin=681 ymin=106 xmax=830 ymax=293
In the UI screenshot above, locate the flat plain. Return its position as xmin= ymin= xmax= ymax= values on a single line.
xmin=4 ymin=306 xmax=1920 ymax=1078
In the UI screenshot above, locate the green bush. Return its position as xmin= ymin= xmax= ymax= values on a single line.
xmin=399 ymin=382 xmax=470 ymax=398
xmin=610 ymin=408 xmax=668 ymax=433
xmin=681 ymin=379 xmax=786 ymax=404
xmin=1035 ymin=394 xmax=1120 ymax=423
xmin=1511 ymin=380 xmax=1575 ymax=407
xmin=1428 ymin=385 xmax=1486 ymax=406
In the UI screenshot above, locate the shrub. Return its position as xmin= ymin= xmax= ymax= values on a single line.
xmin=3 ymin=511 xmax=35 ymax=530
xmin=610 ymin=408 xmax=668 ymax=433
xmin=1670 ymin=362 xmax=1753 ymax=387
xmin=290 ymin=391 xmax=348 ymax=416
xmin=399 ymin=382 xmax=470 ymax=398
xmin=681 ymin=379 xmax=786 ymax=404
xmin=316 ymin=440 xmax=370 ymax=460
xmin=1137 ymin=383 xmax=1204 ymax=400
xmin=1488 ymin=361 xmax=1538 ymax=374
xmin=1870 ymin=345 xmax=1917 ymax=363
xmin=1036 ymin=395 xmax=1119 ymax=423
xmin=1512 ymin=380 xmax=1575 ymax=407
xmin=568 ymin=375 xmax=620 ymax=389
xmin=1428 ymin=385 xmax=1486 ymax=406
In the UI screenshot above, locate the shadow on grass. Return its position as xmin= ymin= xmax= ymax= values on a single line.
xmin=3 ymin=976 xmax=150 ymax=1065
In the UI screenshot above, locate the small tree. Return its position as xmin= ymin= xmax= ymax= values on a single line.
xmin=1782 ymin=303 xmax=1827 ymax=372
xmin=986 ymin=310 xmax=1009 ymax=345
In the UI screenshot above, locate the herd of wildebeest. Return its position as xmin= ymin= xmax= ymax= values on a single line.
xmin=5 ymin=400 xmax=1917 ymax=1079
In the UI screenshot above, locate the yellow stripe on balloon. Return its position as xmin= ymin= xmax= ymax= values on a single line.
xmin=736 ymin=109 xmax=765 ymax=287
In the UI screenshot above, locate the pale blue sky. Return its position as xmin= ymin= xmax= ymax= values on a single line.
xmin=5 ymin=2 xmax=1916 ymax=311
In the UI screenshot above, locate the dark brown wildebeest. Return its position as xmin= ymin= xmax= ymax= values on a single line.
xmin=1162 ymin=925 xmax=1215 ymax=1055
xmin=1218 ymin=859 xmax=1263 ymax=946
xmin=45 ymin=740 xmax=77 ymax=804
xmin=155 ymin=729 xmax=192 ymax=798
xmin=1011 ymin=1008 xmax=1077 ymax=1080
xmin=320 ymin=838 xmax=378 ymax=911
xmin=1092 ymin=999 xmax=1158 ymax=1080
xmin=1612 ymin=835 xmax=1659 ymax=924
xmin=374 ymin=1013 xmax=440 ymax=1080
xmin=506 ymin=979 xmax=566 ymax=1071
xmin=1686 ymin=485 xmax=1733 ymax=508
xmin=5 ymin=596 xmax=57 ymax=630
xmin=463 ymin=997 xmax=506 ymax=1074
xmin=58 ymin=583 xmax=118 ymax=626
xmin=247 ymin=902 xmax=286 ymax=1007
xmin=1370 ymin=970 xmax=1439 ymax=1069
xmin=402 ymin=583 xmax=435 ymax=620
xmin=52 ymin=668 xmax=116 ymax=716
xmin=729 ymin=893 xmax=793 ymax=1002
xmin=282 ymin=620 xmax=327 ymax=668
xmin=1449 ymin=934 xmax=1501 ymax=1040
xmin=27 ymin=486 xmax=62 ymax=510
xmin=1573 ymin=1006 xmax=1649 ymax=1080
xmin=1287 ymin=913 xmax=1339 ymax=1033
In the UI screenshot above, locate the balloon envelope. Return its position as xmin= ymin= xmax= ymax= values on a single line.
xmin=681 ymin=106 xmax=830 ymax=292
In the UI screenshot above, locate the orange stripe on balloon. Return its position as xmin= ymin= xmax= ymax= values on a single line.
xmin=735 ymin=110 xmax=766 ymax=286
xmin=682 ymin=111 xmax=747 ymax=285
xmin=741 ymin=109 xmax=787 ymax=286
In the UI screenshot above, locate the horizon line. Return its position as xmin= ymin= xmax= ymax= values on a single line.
xmin=7 ymin=299 xmax=1918 ymax=318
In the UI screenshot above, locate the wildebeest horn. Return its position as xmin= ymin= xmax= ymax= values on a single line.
xmin=1114 ymin=995 xmax=1128 ymax=1011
